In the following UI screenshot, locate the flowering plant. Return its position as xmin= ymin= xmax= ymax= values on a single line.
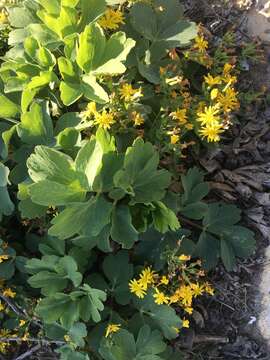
xmin=0 ymin=0 xmax=256 ymax=359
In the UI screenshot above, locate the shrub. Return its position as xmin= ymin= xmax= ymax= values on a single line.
xmin=0 ymin=0 xmax=256 ymax=359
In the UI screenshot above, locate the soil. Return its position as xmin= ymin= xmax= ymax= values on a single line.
xmin=180 ymin=1 xmax=270 ymax=359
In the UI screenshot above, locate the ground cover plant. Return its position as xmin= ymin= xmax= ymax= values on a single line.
xmin=0 ymin=0 xmax=258 ymax=358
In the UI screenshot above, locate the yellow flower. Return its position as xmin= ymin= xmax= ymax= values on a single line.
xmin=223 ymin=63 xmax=234 ymax=74
xmin=0 ymin=302 xmax=4 ymax=311
xmin=179 ymin=254 xmax=191 ymax=261
xmin=3 ymin=288 xmax=16 ymax=298
xmin=131 ymin=111 xmax=144 ymax=126
xmin=170 ymin=134 xmax=179 ymax=145
xmin=160 ymin=276 xmax=169 ymax=285
xmin=190 ymin=283 xmax=204 ymax=297
xmin=22 ymin=332 xmax=30 ymax=341
xmin=94 ymin=110 xmax=115 ymax=129
xmin=182 ymin=319 xmax=190 ymax=328
xmin=177 ymin=285 xmax=193 ymax=307
xmin=0 ymin=11 xmax=8 ymax=25
xmin=184 ymin=307 xmax=193 ymax=314
xmin=153 ymin=289 xmax=170 ymax=305
xmin=199 ymin=123 xmax=224 ymax=142
xmin=185 ymin=123 xmax=194 ymax=130
xmin=19 ymin=320 xmax=26 ymax=327
xmin=170 ymin=108 xmax=187 ymax=125
xmin=139 ymin=267 xmax=156 ymax=289
xmin=81 ymin=102 xmax=97 ymax=120
xmin=64 ymin=335 xmax=71 ymax=342
xmin=0 ymin=255 xmax=9 ymax=263
xmin=105 ymin=323 xmax=121 ymax=338
xmin=204 ymin=74 xmax=222 ymax=87
xmin=197 ymin=105 xmax=220 ymax=126
xmin=194 ymin=35 xmax=208 ymax=52
xmin=204 ymin=282 xmax=215 ymax=296
xmin=119 ymin=84 xmax=142 ymax=102
xmin=210 ymin=88 xmax=219 ymax=100
xmin=129 ymin=279 xmax=146 ymax=298
xmin=218 ymin=88 xmax=239 ymax=112
xmin=98 ymin=8 xmax=125 ymax=30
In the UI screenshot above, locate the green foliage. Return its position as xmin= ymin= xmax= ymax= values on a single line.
xmin=179 ymin=168 xmax=256 ymax=270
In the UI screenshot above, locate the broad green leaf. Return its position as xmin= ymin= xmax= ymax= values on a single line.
xmin=28 ymin=270 xmax=68 ymax=296
xmin=68 ymin=323 xmax=87 ymax=348
xmin=99 ymin=329 xmax=136 ymax=360
xmin=82 ymin=75 xmax=109 ymax=104
xmin=57 ymin=346 xmax=90 ymax=360
xmin=29 ymin=179 xmax=87 ymax=206
xmin=0 ymin=93 xmax=20 ymax=118
xmin=102 ymin=251 xmax=133 ymax=305
xmin=18 ymin=102 xmax=54 ymax=145
xmin=60 ymin=81 xmax=83 ymax=106
xmin=79 ymin=0 xmax=106 ymax=30
xmin=111 ymin=205 xmax=138 ymax=249
xmin=225 ymin=226 xmax=255 ymax=258
xmin=203 ymin=203 xmax=241 ymax=234
xmin=220 ymin=239 xmax=236 ymax=271
xmin=49 ymin=196 xmax=113 ymax=239
xmin=76 ymin=24 xmax=106 ymax=73
xmin=38 ymin=0 xmax=60 ymax=15
xmin=27 ymin=145 xmax=79 ymax=184
xmin=114 ymin=138 xmax=171 ymax=203
xmin=8 ymin=7 xmax=36 ymax=28
xmin=152 ymin=201 xmax=180 ymax=233
xmin=133 ymin=292 xmax=182 ymax=340
xmin=79 ymin=284 xmax=107 ymax=323
xmin=193 ymin=231 xmax=220 ymax=270
xmin=57 ymin=127 xmax=80 ymax=150
xmin=136 ymin=325 xmax=166 ymax=357
xmin=75 ymin=139 xmax=103 ymax=189
xmin=36 ymin=293 xmax=80 ymax=327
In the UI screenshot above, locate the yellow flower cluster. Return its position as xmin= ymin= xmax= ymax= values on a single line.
xmin=129 ymin=257 xmax=214 ymax=330
xmin=98 ymin=8 xmax=125 ymax=30
xmin=81 ymin=102 xmax=116 ymax=130
xmin=119 ymin=83 xmax=142 ymax=103
xmin=197 ymin=63 xmax=240 ymax=142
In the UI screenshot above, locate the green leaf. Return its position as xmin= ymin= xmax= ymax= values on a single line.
xmin=203 ymin=203 xmax=241 ymax=234
xmin=75 ymin=139 xmax=103 ymax=190
xmin=152 ymin=201 xmax=180 ymax=233
xmin=0 ymin=163 xmax=14 ymax=219
xmin=225 ymin=226 xmax=255 ymax=258
xmin=79 ymin=284 xmax=107 ymax=323
xmin=130 ymin=0 xmax=197 ymax=60
xmin=18 ymin=102 xmax=54 ymax=145
xmin=102 ymin=251 xmax=133 ymax=305
xmin=111 ymin=205 xmax=138 ymax=249
xmin=76 ymin=24 xmax=106 ymax=73
xmin=99 ymin=325 xmax=166 ymax=360
xmin=220 ymin=239 xmax=236 ymax=271
xmin=28 ymin=270 xmax=68 ymax=296
xmin=133 ymin=293 xmax=181 ymax=340
xmin=0 ymin=93 xmax=20 ymax=118
xmin=8 ymin=7 xmax=36 ymax=28
xmin=193 ymin=231 xmax=220 ymax=270
xmin=99 ymin=329 xmax=136 ymax=360
xmin=60 ymin=81 xmax=83 ymax=106
xmin=36 ymin=292 xmax=80 ymax=328
xmin=68 ymin=322 xmax=87 ymax=348
xmin=82 ymin=75 xmax=109 ymax=104
xmin=49 ymin=196 xmax=113 ymax=240
xmin=29 ymin=179 xmax=86 ymax=206
xmin=27 ymin=145 xmax=80 ymax=184
xmin=76 ymin=23 xmax=135 ymax=75
xmin=114 ymin=138 xmax=171 ymax=204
